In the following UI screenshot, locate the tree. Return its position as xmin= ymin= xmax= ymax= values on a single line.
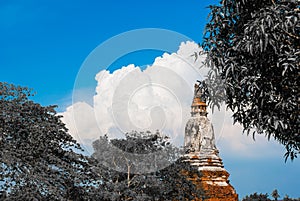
xmin=92 ymin=131 xmax=204 ymax=200
xmin=272 ymin=189 xmax=280 ymax=200
xmin=242 ymin=192 xmax=271 ymax=201
xmin=283 ymin=194 xmax=300 ymax=201
xmin=0 ymin=82 xmax=100 ymax=200
xmin=202 ymin=0 xmax=300 ymax=160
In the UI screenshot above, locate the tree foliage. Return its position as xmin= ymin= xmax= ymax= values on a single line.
xmin=272 ymin=189 xmax=280 ymax=201
xmin=0 ymin=82 xmax=99 ymax=200
xmin=242 ymin=192 xmax=271 ymax=201
xmin=0 ymin=82 xmax=205 ymax=200
xmin=92 ymin=131 xmax=204 ymax=200
xmin=92 ymin=131 xmax=180 ymax=175
xmin=202 ymin=0 xmax=300 ymax=160
xmin=283 ymin=195 xmax=300 ymax=201
xmin=242 ymin=191 xmax=300 ymax=201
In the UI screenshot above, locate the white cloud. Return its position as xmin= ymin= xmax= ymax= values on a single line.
xmin=217 ymin=111 xmax=284 ymax=159
xmin=61 ymin=41 xmax=283 ymax=158
xmin=62 ymin=102 xmax=100 ymax=147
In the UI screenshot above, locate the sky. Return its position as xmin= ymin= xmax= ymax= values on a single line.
xmin=1 ymin=0 xmax=299 ymax=199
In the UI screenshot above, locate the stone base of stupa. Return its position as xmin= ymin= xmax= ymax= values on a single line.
xmin=182 ymin=153 xmax=238 ymax=201
xmin=184 ymin=149 xmax=224 ymax=169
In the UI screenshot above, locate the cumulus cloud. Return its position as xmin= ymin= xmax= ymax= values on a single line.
xmin=61 ymin=41 xmax=282 ymax=157
xmin=217 ymin=111 xmax=284 ymax=159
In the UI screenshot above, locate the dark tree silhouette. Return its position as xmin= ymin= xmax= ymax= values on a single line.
xmin=202 ymin=0 xmax=300 ymax=160
xmin=242 ymin=192 xmax=271 ymax=201
xmin=0 ymin=82 xmax=100 ymax=200
xmin=283 ymin=195 xmax=300 ymax=201
xmin=272 ymin=189 xmax=280 ymax=200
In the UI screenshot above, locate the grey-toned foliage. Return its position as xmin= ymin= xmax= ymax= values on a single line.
xmin=202 ymin=0 xmax=300 ymax=160
xmin=0 ymin=82 xmax=204 ymax=200
xmin=92 ymin=130 xmax=181 ymax=174
xmin=0 ymin=82 xmax=100 ymax=200
xmin=92 ymin=131 xmax=204 ymax=200
xmin=242 ymin=192 xmax=271 ymax=201
xmin=242 ymin=191 xmax=300 ymax=201
xmin=271 ymin=189 xmax=280 ymax=201
xmin=283 ymin=195 xmax=300 ymax=201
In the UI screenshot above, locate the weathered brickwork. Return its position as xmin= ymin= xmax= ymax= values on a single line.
xmin=180 ymin=82 xmax=238 ymax=201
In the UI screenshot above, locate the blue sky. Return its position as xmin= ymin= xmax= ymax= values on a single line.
xmin=1 ymin=0 xmax=299 ymax=199
xmin=0 ymin=0 xmax=211 ymax=108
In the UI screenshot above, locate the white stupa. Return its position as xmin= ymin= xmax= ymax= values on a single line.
xmin=182 ymin=82 xmax=238 ymax=201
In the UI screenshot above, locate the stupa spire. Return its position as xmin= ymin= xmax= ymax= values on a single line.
xmin=191 ymin=82 xmax=207 ymax=117
xmin=181 ymin=81 xmax=238 ymax=201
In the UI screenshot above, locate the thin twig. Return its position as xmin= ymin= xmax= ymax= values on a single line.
xmin=283 ymin=29 xmax=300 ymax=40
xmin=271 ymin=0 xmax=276 ymax=5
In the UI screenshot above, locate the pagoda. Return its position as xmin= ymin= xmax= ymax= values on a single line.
xmin=182 ymin=82 xmax=238 ymax=201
